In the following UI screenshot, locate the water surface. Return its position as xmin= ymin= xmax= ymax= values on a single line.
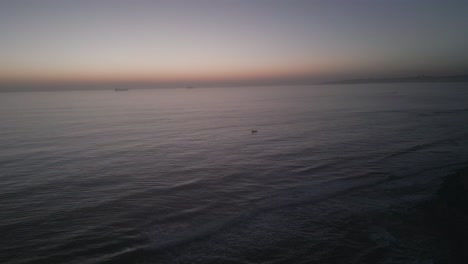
xmin=1 ymin=84 xmax=468 ymax=263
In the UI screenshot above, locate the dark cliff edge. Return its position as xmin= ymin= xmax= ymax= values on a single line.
xmin=432 ymin=167 xmax=468 ymax=263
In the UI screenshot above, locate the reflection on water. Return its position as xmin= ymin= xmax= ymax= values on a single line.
xmin=1 ymin=84 xmax=468 ymax=263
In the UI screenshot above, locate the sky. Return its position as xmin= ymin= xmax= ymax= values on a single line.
xmin=0 ymin=0 xmax=467 ymax=88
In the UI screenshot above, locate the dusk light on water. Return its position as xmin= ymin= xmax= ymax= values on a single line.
xmin=1 ymin=1 xmax=468 ymax=263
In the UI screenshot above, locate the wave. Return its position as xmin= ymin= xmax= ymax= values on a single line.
xmin=378 ymin=133 xmax=468 ymax=161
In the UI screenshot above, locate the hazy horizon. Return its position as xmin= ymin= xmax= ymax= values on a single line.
xmin=1 ymin=0 xmax=468 ymax=89
xmin=2 ymin=2 xmax=468 ymax=262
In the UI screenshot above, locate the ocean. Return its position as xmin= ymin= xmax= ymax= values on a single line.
xmin=1 ymin=84 xmax=468 ymax=263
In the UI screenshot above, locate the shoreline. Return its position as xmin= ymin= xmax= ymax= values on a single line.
xmin=432 ymin=167 xmax=468 ymax=263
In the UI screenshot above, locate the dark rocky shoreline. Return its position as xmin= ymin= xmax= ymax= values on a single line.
xmin=432 ymin=167 xmax=468 ymax=263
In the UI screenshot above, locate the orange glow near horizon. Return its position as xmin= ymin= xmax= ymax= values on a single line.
xmin=1 ymin=1 xmax=466 ymax=88
xmin=0 ymin=60 xmax=346 ymax=84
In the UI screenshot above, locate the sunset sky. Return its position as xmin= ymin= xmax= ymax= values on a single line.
xmin=1 ymin=0 xmax=467 ymax=87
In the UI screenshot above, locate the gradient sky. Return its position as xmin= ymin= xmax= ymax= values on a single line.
xmin=1 ymin=0 xmax=467 ymax=86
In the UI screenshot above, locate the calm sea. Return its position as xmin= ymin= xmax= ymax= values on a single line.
xmin=1 ymin=84 xmax=468 ymax=263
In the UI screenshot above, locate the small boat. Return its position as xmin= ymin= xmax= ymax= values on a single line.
xmin=251 ymin=130 xmax=258 ymax=134
xmin=114 ymin=88 xmax=128 ymax=91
